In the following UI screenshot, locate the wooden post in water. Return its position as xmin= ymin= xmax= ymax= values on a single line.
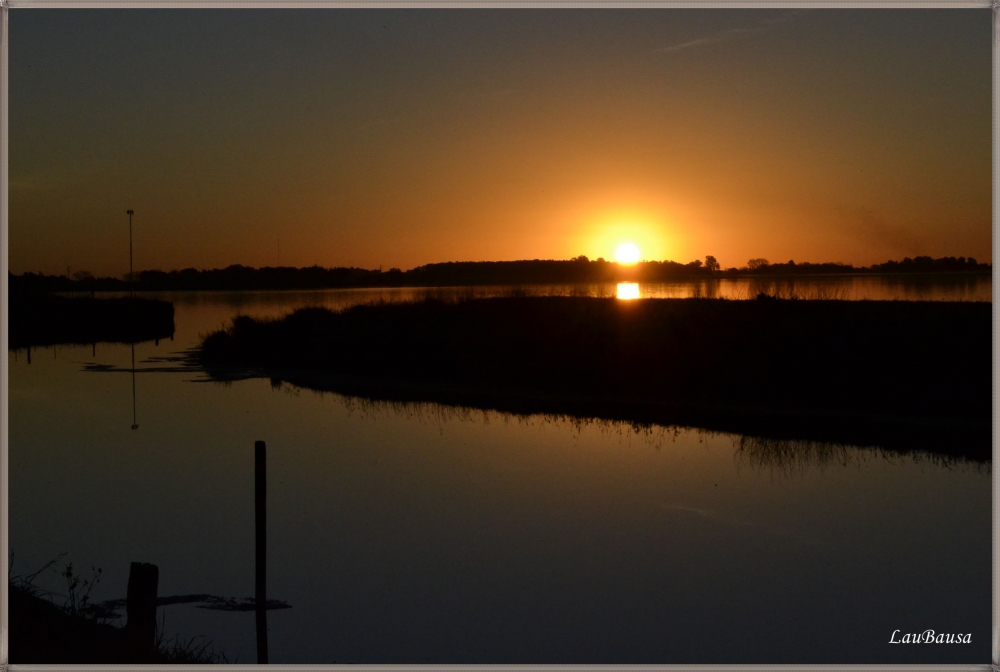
xmin=255 ymin=440 xmax=268 ymax=664
xmin=125 ymin=561 xmax=159 ymax=661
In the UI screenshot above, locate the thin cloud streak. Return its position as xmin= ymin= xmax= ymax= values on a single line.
xmin=653 ymin=10 xmax=806 ymax=54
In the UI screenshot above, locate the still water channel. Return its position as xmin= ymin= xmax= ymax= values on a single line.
xmin=8 ymin=277 xmax=992 ymax=663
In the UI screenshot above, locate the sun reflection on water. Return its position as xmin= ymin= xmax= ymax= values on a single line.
xmin=617 ymin=282 xmax=640 ymax=300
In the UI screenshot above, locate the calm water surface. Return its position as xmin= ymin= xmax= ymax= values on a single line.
xmin=9 ymin=283 xmax=991 ymax=663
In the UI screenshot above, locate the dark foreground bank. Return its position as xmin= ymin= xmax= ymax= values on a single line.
xmin=9 ymin=582 xmax=222 ymax=663
xmin=9 ymin=293 xmax=175 ymax=350
xmin=199 ymin=296 xmax=991 ymax=461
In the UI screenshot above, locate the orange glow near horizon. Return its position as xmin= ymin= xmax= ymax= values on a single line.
xmin=8 ymin=12 xmax=991 ymax=276
xmin=573 ymin=208 xmax=676 ymax=265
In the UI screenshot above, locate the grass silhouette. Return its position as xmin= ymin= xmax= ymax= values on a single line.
xmin=198 ymin=295 xmax=990 ymax=461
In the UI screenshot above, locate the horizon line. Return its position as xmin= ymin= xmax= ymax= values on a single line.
xmin=10 ymin=253 xmax=991 ymax=280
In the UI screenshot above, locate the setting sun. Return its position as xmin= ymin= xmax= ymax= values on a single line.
xmin=615 ymin=243 xmax=641 ymax=264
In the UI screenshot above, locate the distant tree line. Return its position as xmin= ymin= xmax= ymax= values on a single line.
xmin=9 ymin=255 xmax=990 ymax=294
xmin=726 ymin=255 xmax=989 ymax=276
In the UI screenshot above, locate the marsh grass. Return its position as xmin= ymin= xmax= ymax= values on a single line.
xmin=731 ymin=434 xmax=986 ymax=479
xmin=154 ymin=609 xmax=231 ymax=663
xmin=198 ymin=295 xmax=990 ymax=461
xmin=9 ymin=553 xmax=227 ymax=664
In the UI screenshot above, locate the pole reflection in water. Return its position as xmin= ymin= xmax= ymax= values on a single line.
xmin=131 ymin=342 xmax=138 ymax=430
xmin=255 ymin=440 xmax=268 ymax=664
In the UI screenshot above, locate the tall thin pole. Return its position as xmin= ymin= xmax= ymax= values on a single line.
xmin=255 ymin=440 xmax=268 ymax=664
xmin=127 ymin=210 xmax=137 ymax=428
xmin=127 ymin=209 xmax=134 ymax=298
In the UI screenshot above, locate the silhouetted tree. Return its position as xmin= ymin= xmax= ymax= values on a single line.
xmin=704 ymin=255 xmax=720 ymax=272
xmin=73 ymin=270 xmax=96 ymax=297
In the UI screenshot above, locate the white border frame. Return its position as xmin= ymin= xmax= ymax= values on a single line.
xmin=0 ymin=2 xmax=993 ymax=670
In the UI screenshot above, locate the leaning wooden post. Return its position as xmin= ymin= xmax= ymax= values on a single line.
xmin=125 ymin=561 xmax=159 ymax=661
xmin=255 ymin=440 xmax=268 ymax=664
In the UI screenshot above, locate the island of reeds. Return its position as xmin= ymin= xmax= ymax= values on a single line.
xmin=197 ymin=295 xmax=990 ymax=462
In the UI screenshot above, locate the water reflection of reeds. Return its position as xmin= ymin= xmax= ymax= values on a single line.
xmin=271 ymin=383 xmax=987 ymax=476
xmin=731 ymin=434 xmax=987 ymax=477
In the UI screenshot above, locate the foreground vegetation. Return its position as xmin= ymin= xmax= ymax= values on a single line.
xmin=9 ymin=560 xmax=223 ymax=664
xmin=198 ymin=295 xmax=990 ymax=461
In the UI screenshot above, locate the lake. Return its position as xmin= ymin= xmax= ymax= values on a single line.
xmin=8 ymin=278 xmax=992 ymax=663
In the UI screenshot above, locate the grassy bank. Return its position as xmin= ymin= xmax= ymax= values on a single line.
xmin=198 ymin=296 xmax=991 ymax=461
xmin=9 ymin=293 xmax=175 ymax=350
xmin=9 ymin=580 xmax=222 ymax=663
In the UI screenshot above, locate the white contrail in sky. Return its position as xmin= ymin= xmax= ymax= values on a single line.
xmin=653 ymin=10 xmax=807 ymax=55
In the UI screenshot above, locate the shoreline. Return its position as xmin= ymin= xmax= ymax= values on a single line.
xmin=215 ymin=366 xmax=990 ymax=463
xmin=53 ymin=269 xmax=994 ymax=296
xmin=197 ymin=295 xmax=990 ymax=462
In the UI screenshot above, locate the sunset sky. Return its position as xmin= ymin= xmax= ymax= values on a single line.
xmin=10 ymin=9 xmax=991 ymax=277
